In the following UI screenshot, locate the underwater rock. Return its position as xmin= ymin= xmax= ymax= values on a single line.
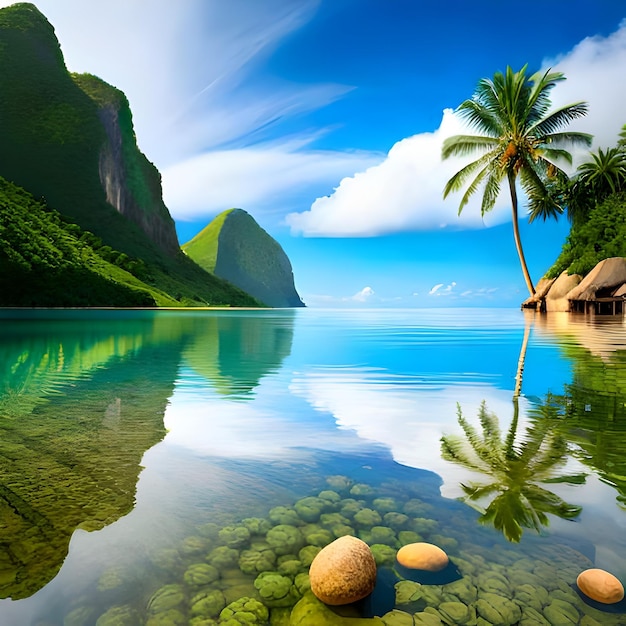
xmin=219 ymin=596 xmax=269 ymax=625
xmin=290 ymin=591 xmax=385 ymax=625
xmin=183 ymin=563 xmax=220 ymax=588
xmin=266 ymin=524 xmax=306 ymax=556
xmin=95 ymin=605 xmax=140 ymax=626
xmin=396 ymin=543 xmax=448 ymax=572
xmin=577 ymin=568 xmax=625 ymax=604
xmin=309 ymin=535 xmax=377 ymax=605
xmin=189 ymin=588 xmax=226 ymax=618
xmin=253 ymin=571 xmax=300 ymax=607
xmin=294 ymin=497 xmax=329 ymax=523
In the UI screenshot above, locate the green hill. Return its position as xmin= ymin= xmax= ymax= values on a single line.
xmin=0 ymin=3 xmax=259 ymax=307
xmin=183 ymin=209 xmax=305 ymax=308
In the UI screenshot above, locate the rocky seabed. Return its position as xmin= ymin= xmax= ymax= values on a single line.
xmin=56 ymin=475 xmax=624 ymax=626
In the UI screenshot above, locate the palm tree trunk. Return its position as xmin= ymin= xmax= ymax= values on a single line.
xmin=508 ymin=172 xmax=536 ymax=297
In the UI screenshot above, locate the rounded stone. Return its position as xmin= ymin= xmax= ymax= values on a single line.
xmin=396 ymin=542 xmax=448 ymax=571
xmin=309 ymin=535 xmax=377 ymax=605
xmin=577 ymin=568 xmax=624 ymax=604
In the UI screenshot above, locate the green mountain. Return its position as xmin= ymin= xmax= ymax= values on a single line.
xmin=183 ymin=208 xmax=305 ymax=308
xmin=0 ymin=3 xmax=259 ymax=307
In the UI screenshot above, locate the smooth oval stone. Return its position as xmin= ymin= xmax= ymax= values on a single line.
xmin=309 ymin=535 xmax=376 ymax=605
xmin=396 ymin=542 xmax=448 ymax=572
xmin=577 ymin=568 xmax=624 ymax=604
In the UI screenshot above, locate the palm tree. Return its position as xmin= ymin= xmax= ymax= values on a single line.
xmin=440 ymin=399 xmax=586 ymax=542
xmin=442 ymin=65 xmax=592 ymax=297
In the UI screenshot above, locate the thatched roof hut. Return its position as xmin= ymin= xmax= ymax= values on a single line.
xmin=568 ymin=257 xmax=626 ymax=301
xmin=567 ymin=257 xmax=626 ymax=314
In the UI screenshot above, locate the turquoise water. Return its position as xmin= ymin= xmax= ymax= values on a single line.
xmin=0 ymin=308 xmax=625 ymax=624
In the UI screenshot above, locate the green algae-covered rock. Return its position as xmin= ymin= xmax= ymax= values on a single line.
xmin=298 ymin=546 xmax=321 ymax=566
xmin=289 ymin=592 xmax=385 ymax=625
xmin=438 ymin=601 xmax=476 ymax=625
xmin=318 ymin=490 xmax=342 ymax=504
xmin=409 ymin=518 xmax=438 ymax=535
xmin=64 ymin=605 xmax=97 ymax=626
xmin=383 ymin=512 xmax=409 ymax=531
xmin=403 ymin=500 xmax=434 ymax=517
xmin=219 ymin=525 xmax=252 ymax=549
xmin=542 ymin=599 xmax=579 ymax=625
xmin=353 ymin=508 xmax=382 ymax=528
xmin=253 ymin=571 xmax=300 ymax=608
xmin=269 ymin=506 xmax=301 ymax=526
xmin=239 ymin=548 xmax=277 ymax=575
xmin=270 ymin=607 xmax=291 ymax=626
xmin=184 ymin=563 xmax=220 ymax=588
xmin=294 ymin=497 xmax=329 ymax=523
xmin=370 ymin=543 xmax=397 ymax=566
xmin=340 ymin=499 xmax=366 ymax=519
xmin=397 ymin=531 xmax=422 ymax=546
xmin=477 ymin=572 xmax=512 ymax=598
xmin=442 ymin=577 xmax=477 ymax=605
xmin=320 ymin=513 xmax=351 ymax=529
xmin=145 ymin=609 xmax=187 ymax=626
xmin=150 ymin=548 xmax=183 ymax=573
xmin=350 ymin=484 xmax=376 ymax=497
xmin=207 ymin=546 xmax=240 ymax=569
xmin=372 ymin=498 xmax=398 ymax=515
xmin=242 ymin=518 xmax=272 ymax=536
xmin=513 ymin=584 xmax=548 ymax=611
xmin=189 ymin=588 xmax=226 ymax=618
xmin=147 ymin=585 xmax=186 ymax=614
xmin=359 ymin=526 xmax=397 ymax=547
xmin=475 ymin=592 xmax=522 ymax=625
xmin=412 ymin=612 xmax=444 ymax=625
xmin=266 ymin=525 xmax=305 ymax=556
xmin=189 ymin=618 xmax=218 ymax=626
xmin=326 ymin=476 xmax=353 ymax=493
xmin=197 ymin=523 xmax=221 ymax=539
xmin=294 ymin=572 xmax=311 ymax=596
xmin=395 ymin=580 xmax=424 ymax=605
xmin=95 ymin=605 xmax=140 ymax=626
xmin=300 ymin=524 xmax=334 ymax=547
xmin=219 ymin=596 xmax=269 ymax=625
xmin=380 ymin=609 xmax=415 ymax=625
xmin=181 ymin=535 xmax=211 ymax=557
xmin=277 ymin=557 xmax=303 ymax=577
xmin=519 ymin=606 xmax=551 ymax=625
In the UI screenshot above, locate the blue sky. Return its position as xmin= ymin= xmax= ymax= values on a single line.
xmin=4 ymin=0 xmax=626 ymax=306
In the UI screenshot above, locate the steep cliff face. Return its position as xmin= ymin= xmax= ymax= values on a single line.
xmin=183 ymin=209 xmax=305 ymax=308
xmin=0 ymin=4 xmax=179 ymax=257
xmin=77 ymin=74 xmax=180 ymax=256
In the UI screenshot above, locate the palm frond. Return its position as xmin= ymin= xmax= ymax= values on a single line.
xmin=480 ymin=167 xmax=503 ymax=216
xmin=529 ymin=102 xmax=590 ymax=136
xmin=542 ymin=131 xmax=593 ymax=149
xmin=456 ymin=98 xmax=502 ymax=136
xmin=443 ymin=153 xmax=490 ymax=197
xmin=442 ymin=134 xmax=499 ymax=159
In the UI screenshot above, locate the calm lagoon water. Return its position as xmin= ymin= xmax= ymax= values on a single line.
xmin=1 ymin=308 xmax=626 ymax=624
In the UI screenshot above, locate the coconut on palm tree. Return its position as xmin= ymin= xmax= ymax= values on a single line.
xmin=442 ymin=65 xmax=592 ymax=297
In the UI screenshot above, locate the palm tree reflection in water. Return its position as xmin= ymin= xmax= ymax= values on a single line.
xmin=441 ymin=315 xmax=586 ymax=542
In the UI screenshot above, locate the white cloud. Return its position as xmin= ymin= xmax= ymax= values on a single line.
xmin=286 ymin=109 xmax=512 ymax=236
xmin=163 ymin=139 xmax=380 ymax=220
xmin=351 ymin=286 xmax=375 ymax=302
xmin=429 ymin=283 xmax=444 ymax=295
xmin=546 ymin=21 xmax=626 ymax=156
xmin=288 ymin=21 xmax=626 ymax=237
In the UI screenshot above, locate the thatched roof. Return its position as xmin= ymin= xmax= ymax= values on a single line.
xmin=568 ymin=257 xmax=626 ymax=301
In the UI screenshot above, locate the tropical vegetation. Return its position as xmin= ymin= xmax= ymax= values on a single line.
xmin=442 ymin=65 xmax=592 ymax=297
xmin=548 ymin=123 xmax=626 ymax=277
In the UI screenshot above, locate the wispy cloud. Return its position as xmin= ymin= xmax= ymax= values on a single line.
xmin=429 ymin=282 xmax=456 ymax=296
xmin=163 ymin=138 xmax=380 ymax=220
xmin=287 ymin=21 xmax=626 ymax=237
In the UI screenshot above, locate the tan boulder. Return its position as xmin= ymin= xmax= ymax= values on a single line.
xmin=546 ymin=271 xmax=582 ymax=312
xmin=309 ymin=535 xmax=376 ymax=605
xmin=396 ymin=542 xmax=448 ymax=571
xmin=577 ymin=568 xmax=624 ymax=604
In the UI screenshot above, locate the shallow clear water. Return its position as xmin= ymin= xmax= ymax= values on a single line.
xmin=1 ymin=308 xmax=625 ymax=625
